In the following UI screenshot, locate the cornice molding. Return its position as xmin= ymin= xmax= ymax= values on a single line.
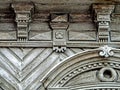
xmin=0 ymin=2 xmax=119 ymax=52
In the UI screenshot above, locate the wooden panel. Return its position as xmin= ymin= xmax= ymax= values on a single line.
xmin=0 ymin=47 xmax=82 ymax=90
xmin=110 ymin=23 xmax=120 ymax=41
xmin=0 ymin=31 xmax=16 ymax=40
xmin=68 ymin=23 xmax=96 ymax=41
xmin=29 ymin=23 xmax=52 ymax=40
xmin=0 ymin=23 xmax=16 ymax=40
xmin=69 ymin=31 xmax=96 ymax=41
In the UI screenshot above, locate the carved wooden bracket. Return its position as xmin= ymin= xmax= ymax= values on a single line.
xmin=50 ymin=13 xmax=69 ymax=52
xmin=93 ymin=4 xmax=115 ymax=42
xmin=12 ymin=2 xmax=34 ymax=41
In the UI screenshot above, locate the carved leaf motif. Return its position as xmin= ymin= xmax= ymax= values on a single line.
xmin=99 ymin=45 xmax=114 ymax=57
xmin=55 ymin=32 xmax=64 ymax=39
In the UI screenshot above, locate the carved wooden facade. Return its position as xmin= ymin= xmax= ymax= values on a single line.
xmin=0 ymin=0 xmax=120 ymax=90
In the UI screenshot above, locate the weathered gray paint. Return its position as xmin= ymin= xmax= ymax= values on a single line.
xmin=0 ymin=1 xmax=120 ymax=90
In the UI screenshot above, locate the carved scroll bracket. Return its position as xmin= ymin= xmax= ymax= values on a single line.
xmin=12 ymin=2 xmax=34 ymax=41
xmin=93 ymin=4 xmax=115 ymax=42
xmin=50 ymin=13 xmax=69 ymax=52
xmin=99 ymin=45 xmax=114 ymax=58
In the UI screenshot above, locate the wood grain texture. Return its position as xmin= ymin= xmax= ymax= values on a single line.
xmin=0 ymin=1 xmax=120 ymax=90
xmin=0 ymin=47 xmax=84 ymax=90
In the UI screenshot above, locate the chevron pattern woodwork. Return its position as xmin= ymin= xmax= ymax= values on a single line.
xmin=0 ymin=48 xmax=84 ymax=90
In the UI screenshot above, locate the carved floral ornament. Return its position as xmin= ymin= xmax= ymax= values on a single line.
xmin=0 ymin=45 xmax=119 ymax=90
xmin=99 ymin=45 xmax=114 ymax=57
xmin=40 ymin=46 xmax=120 ymax=90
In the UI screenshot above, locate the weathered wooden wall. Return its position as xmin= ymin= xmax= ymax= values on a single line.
xmin=0 ymin=0 xmax=120 ymax=90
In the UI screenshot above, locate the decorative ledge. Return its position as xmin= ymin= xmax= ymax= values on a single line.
xmin=0 ymin=3 xmax=119 ymax=50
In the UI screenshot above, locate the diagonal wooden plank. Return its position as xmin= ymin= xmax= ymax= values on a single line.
xmin=64 ymin=48 xmax=76 ymax=57
xmin=0 ymin=47 xmax=85 ymax=90
xmin=9 ymin=48 xmax=33 ymax=60
xmin=25 ymin=48 xmax=84 ymax=90
xmin=0 ymin=48 xmax=22 ymax=62
xmin=0 ymin=52 xmax=21 ymax=72
xmin=28 ymin=57 xmax=61 ymax=90
xmin=0 ymin=87 xmax=3 ymax=90
xmin=0 ymin=56 xmax=20 ymax=81
xmin=0 ymin=67 xmax=19 ymax=90
xmin=59 ymin=53 xmax=68 ymax=61
xmin=21 ymin=48 xmax=52 ymax=81
xmin=22 ymin=48 xmax=45 ymax=69
xmin=21 ymin=51 xmax=59 ymax=90
xmin=0 ymin=48 xmax=22 ymax=70
xmin=0 ymin=78 xmax=15 ymax=90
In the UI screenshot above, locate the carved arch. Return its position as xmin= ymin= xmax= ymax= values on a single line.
xmin=41 ymin=46 xmax=120 ymax=90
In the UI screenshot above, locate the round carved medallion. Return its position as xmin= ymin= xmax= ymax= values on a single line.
xmin=97 ymin=67 xmax=118 ymax=82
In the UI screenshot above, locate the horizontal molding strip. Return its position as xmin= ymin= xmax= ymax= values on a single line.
xmin=0 ymin=41 xmax=119 ymax=48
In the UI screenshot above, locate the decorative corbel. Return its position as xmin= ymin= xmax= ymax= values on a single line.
xmin=50 ymin=13 xmax=69 ymax=52
xmin=93 ymin=4 xmax=115 ymax=42
xmin=12 ymin=2 xmax=34 ymax=41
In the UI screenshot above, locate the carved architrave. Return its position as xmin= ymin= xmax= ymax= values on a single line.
xmin=12 ymin=2 xmax=34 ymax=41
xmin=50 ymin=13 xmax=69 ymax=52
xmin=93 ymin=4 xmax=115 ymax=42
